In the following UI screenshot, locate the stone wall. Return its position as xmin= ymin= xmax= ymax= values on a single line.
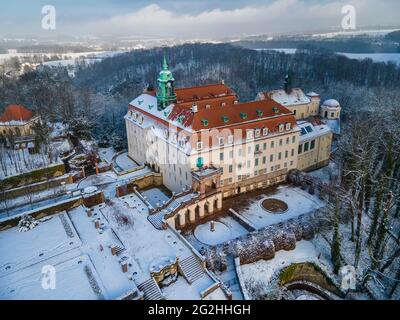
xmin=0 ymin=191 xmax=105 ymax=231
xmin=116 ymin=172 xmax=162 ymax=197
xmin=1 ymin=174 xmax=73 ymax=199
xmin=1 ymin=163 xmax=66 ymax=190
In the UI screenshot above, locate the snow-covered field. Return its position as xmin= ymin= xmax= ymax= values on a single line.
xmin=0 ymin=207 xmax=139 ymax=300
xmin=257 ymin=48 xmax=400 ymax=65
xmin=238 ymin=186 xmax=325 ymax=229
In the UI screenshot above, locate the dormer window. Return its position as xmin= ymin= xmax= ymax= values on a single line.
xmin=263 ymin=128 xmax=268 ymax=136
xmin=255 ymin=129 xmax=261 ymax=138
xmin=228 ymin=135 xmax=234 ymax=144
xmin=221 ymin=115 xmax=229 ymax=123
xmin=286 ymin=123 xmax=291 ymax=130
xmin=201 ymin=119 xmax=209 ymax=127
xmin=218 ymin=137 xmax=224 ymax=146
xmin=246 ymin=130 xmax=253 ymax=140
xmin=256 ymin=109 xmax=263 ymax=117
xmin=240 ymin=112 xmax=248 ymax=120
xmin=205 ymin=104 xmax=211 ymax=109
xmin=279 ymin=124 xmax=284 ymax=132
xmin=221 ymin=102 xmax=226 ymax=107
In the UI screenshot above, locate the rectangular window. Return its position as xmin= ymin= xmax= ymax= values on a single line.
xmin=285 ymin=150 xmax=288 ymax=158
xmin=218 ymin=136 xmax=224 ymax=146
xmin=278 ymin=152 xmax=282 ymax=160
xmin=229 ymin=150 xmax=233 ymax=158
xmin=310 ymin=140 xmax=315 ymax=150
xmin=298 ymin=144 xmax=303 ymax=154
xmin=228 ymin=135 xmax=234 ymax=144
xmin=304 ymin=142 xmax=309 ymax=152
xmin=229 ymin=165 xmax=233 ymax=173
xmin=263 ymin=143 xmax=267 ymax=150
xmin=279 ymin=124 xmax=284 ymax=132
xmin=255 ymin=158 xmax=259 ymax=166
xmin=286 ymin=137 xmax=290 ymax=144
xmin=220 ymin=152 xmax=224 ymax=161
xmin=255 ymin=144 xmax=260 ymax=152
xmin=263 ymin=128 xmax=268 ymax=136
xmin=279 ymin=139 xmax=283 ymax=146
xmin=270 ymin=154 xmax=273 ymax=162
xmin=292 ymin=136 xmax=296 ymax=143
xmin=291 ymin=148 xmax=295 ymax=157
xmin=262 ymin=156 xmax=266 ymax=164
xmin=255 ymin=129 xmax=261 ymax=138
xmin=286 ymin=123 xmax=291 ymax=130
xmin=271 ymin=141 xmax=274 ymax=148
xmin=246 ymin=130 xmax=253 ymax=140
xmin=197 ymin=141 xmax=203 ymax=151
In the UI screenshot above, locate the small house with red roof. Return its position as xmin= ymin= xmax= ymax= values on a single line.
xmin=0 ymin=104 xmax=41 ymax=147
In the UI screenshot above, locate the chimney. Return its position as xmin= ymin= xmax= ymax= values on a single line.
xmin=192 ymin=104 xmax=198 ymax=113
xmin=221 ymin=79 xmax=225 ymax=85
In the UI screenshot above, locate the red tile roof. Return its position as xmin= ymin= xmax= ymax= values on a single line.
xmin=0 ymin=105 xmax=34 ymax=123
xmin=168 ymin=96 xmax=294 ymax=131
xmin=175 ymin=83 xmax=236 ymax=103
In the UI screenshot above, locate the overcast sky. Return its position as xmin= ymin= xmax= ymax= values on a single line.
xmin=0 ymin=0 xmax=399 ymax=39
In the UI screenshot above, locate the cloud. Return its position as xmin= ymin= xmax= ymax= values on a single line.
xmin=83 ymin=0 xmax=400 ymax=38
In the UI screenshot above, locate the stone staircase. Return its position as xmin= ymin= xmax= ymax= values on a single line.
xmin=147 ymin=212 xmax=164 ymax=230
xmin=137 ymin=277 xmax=164 ymax=300
xmin=178 ymin=255 xmax=205 ymax=284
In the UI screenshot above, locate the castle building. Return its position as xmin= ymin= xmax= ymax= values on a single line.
xmin=125 ymin=59 xmax=339 ymax=200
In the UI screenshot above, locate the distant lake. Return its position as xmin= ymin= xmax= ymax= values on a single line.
xmin=256 ymin=48 xmax=400 ymax=65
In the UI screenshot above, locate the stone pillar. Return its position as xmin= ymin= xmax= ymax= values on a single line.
xmin=122 ymin=263 xmax=128 ymax=273
xmin=200 ymin=183 xmax=206 ymax=195
xmin=179 ymin=212 xmax=185 ymax=227
xmin=198 ymin=204 xmax=205 ymax=218
xmin=208 ymin=200 xmax=214 ymax=214
xmin=189 ymin=207 xmax=196 ymax=223
xmin=216 ymin=196 xmax=222 ymax=209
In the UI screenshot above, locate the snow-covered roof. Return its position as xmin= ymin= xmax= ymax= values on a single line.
xmin=325 ymin=119 xmax=341 ymax=135
xmin=306 ymin=92 xmax=319 ymax=97
xmin=297 ymin=120 xmax=332 ymax=142
xmin=322 ymin=99 xmax=340 ymax=108
xmin=268 ymin=88 xmax=311 ymax=106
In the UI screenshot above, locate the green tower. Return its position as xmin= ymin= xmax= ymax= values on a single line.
xmin=156 ymin=56 xmax=177 ymax=110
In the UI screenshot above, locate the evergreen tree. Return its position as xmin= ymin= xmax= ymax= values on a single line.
xmin=331 ymin=198 xmax=342 ymax=274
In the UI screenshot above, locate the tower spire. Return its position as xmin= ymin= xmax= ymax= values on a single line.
xmin=162 ymin=55 xmax=168 ymax=71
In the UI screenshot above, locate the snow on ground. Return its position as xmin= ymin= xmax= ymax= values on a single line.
xmin=0 ymin=253 xmax=105 ymax=300
xmin=141 ymin=187 xmax=170 ymax=208
xmin=98 ymin=147 xmax=115 ymax=164
xmin=161 ymin=275 xmax=215 ymax=300
xmin=0 ymin=213 xmax=80 ymax=277
xmin=307 ymin=161 xmax=339 ymax=184
xmin=240 ymin=240 xmax=329 ymax=285
xmin=114 ymin=152 xmax=139 ymax=172
xmin=0 ymin=148 xmax=63 ymax=179
xmin=68 ymin=206 xmax=138 ymax=299
xmin=184 ymin=215 xmax=248 ymax=250
xmin=238 ymin=186 xmax=325 ymax=229
xmin=98 ymin=196 xmax=192 ymax=284
xmin=0 ymin=207 xmax=139 ymax=300
xmin=194 ymin=221 xmax=232 ymax=246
